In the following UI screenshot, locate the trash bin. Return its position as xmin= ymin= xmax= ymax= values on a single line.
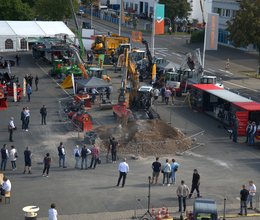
xmin=23 ymin=206 xmax=39 ymax=220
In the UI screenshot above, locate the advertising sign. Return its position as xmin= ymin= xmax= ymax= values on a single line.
xmin=155 ymin=4 xmax=165 ymax=35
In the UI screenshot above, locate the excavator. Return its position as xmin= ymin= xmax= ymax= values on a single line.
xmin=113 ymin=48 xmax=159 ymax=124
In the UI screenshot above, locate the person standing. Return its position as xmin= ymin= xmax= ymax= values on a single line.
xmin=48 ymin=203 xmax=58 ymax=220
xmin=116 ymin=158 xmax=129 ymax=187
xmin=89 ymin=144 xmax=100 ymax=169
xmin=176 ymin=180 xmax=190 ymax=212
xmin=9 ymin=145 xmax=17 ymax=171
xmin=247 ymin=180 xmax=256 ymax=209
xmin=170 ymin=159 xmax=180 ymax=185
xmin=40 ymin=105 xmax=47 ymax=125
xmin=35 ymin=75 xmax=39 ymax=91
xmin=162 ymin=159 xmax=171 ymax=186
xmin=23 ymin=147 xmax=32 ymax=174
xmin=189 ymin=169 xmax=201 ymax=198
xmin=0 ymin=176 xmax=11 ymax=200
xmin=1 ymin=144 xmax=9 ymax=171
xmin=57 ymin=142 xmax=66 ymax=168
xmin=249 ymin=122 xmax=257 ymax=146
xmin=24 ymin=107 xmax=30 ymax=131
xmin=245 ymin=121 xmax=252 ymax=144
xmin=239 ymin=185 xmax=249 ymax=216
xmin=80 ymin=144 xmax=91 ymax=170
xmin=164 ymin=88 xmax=172 ymax=105
xmin=152 ymin=88 xmax=160 ymax=104
xmin=151 ymin=157 xmax=161 ymax=184
xmin=160 ymin=86 xmax=166 ymax=103
xmin=15 ymin=53 xmax=20 ymax=66
xmin=73 ymin=145 xmax=80 ymax=169
xmin=8 ymin=117 xmax=16 ymax=142
xmin=42 ymin=153 xmax=51 ymax=177
xmin=21 ymin=107 xmax=26 ymax=130
xmin=110 ymin=137 xmax=118 ymax=163
xmin=26 ymin=84 xmax=32 ymax=102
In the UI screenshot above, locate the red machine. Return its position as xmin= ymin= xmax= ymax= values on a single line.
xmin=72 ymin=112 xmax=92 ymax=132
xmin=0 ymin=84 xmax=8 ymax=110
xmin=74 ymin=93 xmax=91 ymax=108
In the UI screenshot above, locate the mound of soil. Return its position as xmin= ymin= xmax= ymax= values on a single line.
xmin=93 ymin=119 xmax=192 ymax=156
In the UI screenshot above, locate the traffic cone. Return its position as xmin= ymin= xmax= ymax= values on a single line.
xmin=163 ymin=208 xmax=170 ymax=218
xmin=156 ymin=208 xmax=162 ymax=220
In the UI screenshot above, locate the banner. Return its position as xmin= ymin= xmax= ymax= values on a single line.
xmin=71 ymin=74 xmax=75 ymax=95
xmin=13 ymin=82 xmax=17 ymax=102
xmin=155 ymin=4 xmax=165 ymax=35
xmin=98 ymin=54 xmax=105 ymax=68
xmin=23 ymin=78 xmax=26 ymax=97
xmin=206 ymin=13 xmax=219 ymax=50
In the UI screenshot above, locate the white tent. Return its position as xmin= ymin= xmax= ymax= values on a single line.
xmin=0 ymin=21 xmax=75 ymax=52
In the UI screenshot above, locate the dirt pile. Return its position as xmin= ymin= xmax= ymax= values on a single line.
xmin=93 ymin=119 xmax=192 ymax=156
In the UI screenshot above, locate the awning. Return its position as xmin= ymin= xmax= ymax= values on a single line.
xmin=75 ymin=77 xmax=111 ymax=88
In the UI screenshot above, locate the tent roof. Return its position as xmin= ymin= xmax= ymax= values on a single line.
xmin=75 ymin=77 xmax=111 ymax=88
xmin=0 ymin=21 xmax=75 ymax=38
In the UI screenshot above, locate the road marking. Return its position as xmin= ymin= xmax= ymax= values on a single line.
xmin=36 ymin=63 xmax=71 ymax=97
xmin=171 ymin=52 xmax=182 ymax=57
xmin=223 ymin=81 xmax=258 ymax=92
xmin=219 ymin=69 xmax=234 ymax=75
xmin=206 ymin=69 xmax=215 ymax=74
xmin=155 ymin=52 xmax=166 ymax=57
xmin=208 ymin=68 xmax=215 ymax=72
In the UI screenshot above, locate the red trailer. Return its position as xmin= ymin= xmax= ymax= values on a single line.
xmin=190 ymin=84 xmax=260 ymax=139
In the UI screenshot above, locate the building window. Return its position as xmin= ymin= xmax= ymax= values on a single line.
xmin=130 ymin=3 xmax=133 ymax=9
xmin=221 ymin=9 xmax=226 ymax=17
xmin=20 ymin=38 xmax=27 ymax=50
xmin=5 ymin=39 xmax=13 ymax=49
xmin=134 ymin=4 xmax=138 ymax=12
xmin=213 ymin=8 xmax=222 ymax=16
xmin=225 ymin=9 xmax=231 ymax=17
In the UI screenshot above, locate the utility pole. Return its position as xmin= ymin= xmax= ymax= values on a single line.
xmin=151 ymin=0 xmax=157 ymax=57
xmin=119 ymin=0 xmax=123 ymax=35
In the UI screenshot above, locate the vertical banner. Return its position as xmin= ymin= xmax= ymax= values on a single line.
xmin=155 ymin=4 xmax=165 ymax=35
xmin=23 ymin=78 xmax=26 ymax=97
xmin=206 ymin=13 xmax=219 ymax=50
xmin=71 ymin=74 xmax=75 ymax=95
xmin=13 ymin=83 xmax=17 ymax=102
xmin=98 ymin=54 xmax=105 ymax=68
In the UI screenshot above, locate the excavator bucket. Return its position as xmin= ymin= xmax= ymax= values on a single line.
xmin=61 ymin=75 xmax=72 ymax=89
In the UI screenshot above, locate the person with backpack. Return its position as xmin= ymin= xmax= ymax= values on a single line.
xmin=170 ymin=158 xmax=179 ymax=184
xmin=42 ymin=153 xmax=51 ymax=177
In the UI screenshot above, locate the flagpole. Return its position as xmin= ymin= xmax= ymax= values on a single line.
xmin=151 ymin=0 xmax=156 ymax=57
xmin=119 ymin=0 xmax=122 ymax=35
xmin=202 ymin=21 xmax=207 ymax=69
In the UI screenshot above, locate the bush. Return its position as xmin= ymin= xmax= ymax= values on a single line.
xmin=190 ymin=30 xmax=204 ymax=43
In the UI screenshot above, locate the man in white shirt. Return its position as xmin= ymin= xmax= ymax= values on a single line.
xmin=247 ymin=180 xmax=256 ymax=209
xmin=48 ymin=203 xmax=58 ymax=220
xmin=0 ymin=176 xmax=11 ymax=198
xmin=116 ymin=158 xmax=129 ymax=187
xmin=152 ymin=88 xmax=160 ymax=104
xmin=8 ymin=117 xmax=16 ymax=142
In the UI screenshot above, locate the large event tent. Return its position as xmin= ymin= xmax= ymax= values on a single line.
xmin=0 ymin=21 xmax=75 ymax=52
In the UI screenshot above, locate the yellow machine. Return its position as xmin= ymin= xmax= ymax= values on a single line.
xmin=91 ymin=34 xmax=130 ymax=56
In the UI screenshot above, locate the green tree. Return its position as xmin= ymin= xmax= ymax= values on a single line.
xmin=0 ymin=0 xmax=34 ymax=20
xmin=227 ymin=0 xmax=260 ymax=73
xmin=35 ymin=0 xmax=78 ymax=21
xmin=159 ymin=0 xmax=191 ymax=20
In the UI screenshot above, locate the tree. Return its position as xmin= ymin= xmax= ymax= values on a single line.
xmin=159 ymin=0 xmax=191 ymax=20
xmin=227 ymin=0 xmax=260 ymax=73
xmin=34 ymin=0 xmax=78 ymax=21
xmin=0 ymin=0 xmax=35 ymax=20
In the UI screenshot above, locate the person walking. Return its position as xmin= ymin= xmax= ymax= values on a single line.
xmin=152 ymin=88 xmax=160 ymax=104
xmin=21 ymin=107 xmax=26 ymax=130
xmin=116 ymin=158 xmax=129 ymax=187
xmin=170 ymin=158 xmax=180 ymax=184
xmin=9 ymin=145 xmax=17 ymax=171
xmin=151 ymin=157 xmax=161 ymax=184
xmin=8 ymin=117 xmax=16 ymax=142
xmin=40 ymin=105 xmax=47 ymax=125
xmin=23 ymin=147 xmax=32 ymax=174
xmin=80 ymin=144 xmax=91 ymax=170
xmin=239 ymin=185 xmax=249 ymax=216
xmin=89 ymin=144 xmax=100 ymax=169
xmin=26 ymin=84 xmax=32 ymax=102
xmin=35 ymin=75 xmax=39 ymax=91
xmin=24 ymin=107 xmax=30 ymax=131
xmin=176 ymin=180 xmax=190 ymax=212
xmin=247 ymin=180 xmax=256 ymax=209
xmin=110 ymin=137 xmax=118 ymax=163
xmin=1 ymin=144 xmax=9 ymax=171
xmin=42 ymin=153 xmax=51 ymax=177
xmin=160 ymin=86 xmax=166 ymax=103
xmin=48 ymin=203 xmax=58 ymax=220
xmin=164 ymin=88 xmax=172 ymax=105
xmin=189 ymin=169 xmax=201 ymax=198
xmin=245 ymin=121 xmax=252 ymax=144
xmin=57 ymin=142 xmax=66 ymax=168
xmin=162 ymin=159 xmax=171 ymax=186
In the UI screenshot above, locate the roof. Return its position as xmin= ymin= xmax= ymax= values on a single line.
xmin=192 ymin=84 xmax=224 ymax=90
xmin=233 ymin=102 xmax=260 ymax=111
xmin=0 ymin=21 xmax=75 ymax=38
xmin=208 ymin=90 xmax=253 ymax=103
xmin=75 ymin=77 xmax=111 ymax=88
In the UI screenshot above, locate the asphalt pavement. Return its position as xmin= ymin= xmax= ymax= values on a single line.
xmin=0 ymin=51 xmax=260 ymax=220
